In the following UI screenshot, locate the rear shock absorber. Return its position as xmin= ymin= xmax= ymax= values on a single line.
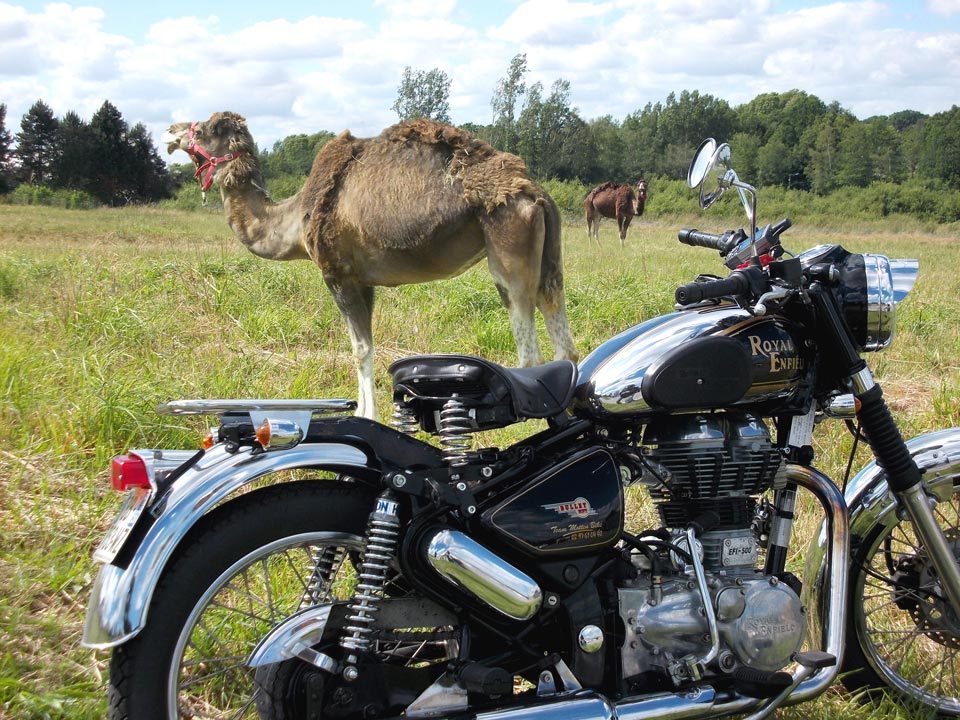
xmin=301 ymin=546 xmax=346 ymax=607
xmin=340 ymin=490 xmax=401 ymax=675
xmin=439 ymin=395 xmax=472 ymax=467
xmin=391 ymin=402 xmax=420 ymax=436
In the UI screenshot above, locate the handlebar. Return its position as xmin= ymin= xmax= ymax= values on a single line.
xmin=675 ymin=272 xmax=751 ymax=305
xmin=678 ymin=228 xmax=740 ymax=254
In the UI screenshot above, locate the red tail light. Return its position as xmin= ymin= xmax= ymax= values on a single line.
xmin=111 ymin=454 xmax=151 ymax=491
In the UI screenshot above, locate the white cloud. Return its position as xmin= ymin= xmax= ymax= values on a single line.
xmin=926 ymin=0 xmax=960 ymax=16
xmin=494 ymin=0 xmax=613 ymax=45
xmin=0 ymin=0 xmax=957 ymax=153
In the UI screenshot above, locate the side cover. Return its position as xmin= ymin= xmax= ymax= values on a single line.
xmin=481 ymin=447 xmax=623 ymax=557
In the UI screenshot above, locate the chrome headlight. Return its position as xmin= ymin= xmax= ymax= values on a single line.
xmin=842 ymin=254 xmax=919 ymax=352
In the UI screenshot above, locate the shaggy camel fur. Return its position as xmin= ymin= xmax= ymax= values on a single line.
xmin=584 ymin=180 xmax=648 ymax=247
xmin=162 ymin=112 xmax=578 ymax=419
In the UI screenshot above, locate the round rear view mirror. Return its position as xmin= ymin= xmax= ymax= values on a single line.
xmin=687 ymin=138 xmax=717 ymax=189
xmin=699 ymin=143 xmax=731 ymax=209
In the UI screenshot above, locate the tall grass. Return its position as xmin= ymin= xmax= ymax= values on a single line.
xmin=1 ymin=203 xmax=959 ymax=718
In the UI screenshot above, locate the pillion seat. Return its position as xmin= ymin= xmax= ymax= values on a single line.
xmin=389 ymin=354 xmax=578 ymax=433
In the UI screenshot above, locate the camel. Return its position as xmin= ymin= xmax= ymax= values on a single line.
xmin=161 ymin=112 xmax=578 ymax=420
xmin=584 ymin=180 xmax=648 ymax=247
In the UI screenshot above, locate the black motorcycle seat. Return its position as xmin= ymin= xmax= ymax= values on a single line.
xmin=389 ymin=354 xmax=578 ymax=421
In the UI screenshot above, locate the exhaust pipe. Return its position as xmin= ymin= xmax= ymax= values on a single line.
xmin=475 ymin=685 xmax=720 ymax=720
xmin=426 ymin=530 xmax=542 ymax=620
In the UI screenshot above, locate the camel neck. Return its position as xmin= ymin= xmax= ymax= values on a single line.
xmin=222 ymin=183 xmax=309 ymax=261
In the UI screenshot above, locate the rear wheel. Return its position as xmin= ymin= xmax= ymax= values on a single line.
xmin=843 ymin=481 xmax=960 ymax=715
xmin=108 ymin=481 xmax=376 ymax=719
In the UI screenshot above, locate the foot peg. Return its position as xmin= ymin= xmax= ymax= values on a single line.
xmin=730 ymin=666 xmax=792 ymax=699
xmin=793 ymin=650 xmax=837 ymax=670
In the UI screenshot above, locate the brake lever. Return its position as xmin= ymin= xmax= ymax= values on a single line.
xmin=752 ymin=286 xmax=794 ymax=316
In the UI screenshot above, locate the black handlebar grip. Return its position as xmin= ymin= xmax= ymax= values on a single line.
xmin=678 ymin=228 xmax=732 ymax=253
xmin=675 ymin=272 xmax=750 ymax=305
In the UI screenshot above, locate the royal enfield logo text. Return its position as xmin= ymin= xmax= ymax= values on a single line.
xmin=748 ymin=335 xmax=805 ymax=373
xmin=542 ymin=497 xmax=597 ymax=519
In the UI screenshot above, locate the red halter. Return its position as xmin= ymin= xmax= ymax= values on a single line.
xmin=187 ymin=122 xmax=245 ymax=192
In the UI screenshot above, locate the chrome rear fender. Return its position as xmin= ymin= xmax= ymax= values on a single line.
xmin=804 ymin=428 xmax=960 ymax=639
xmin=82 ymin=441 xmax=377 ymax=649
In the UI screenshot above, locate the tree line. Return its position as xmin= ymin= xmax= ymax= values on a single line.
xmin=0 ymin=100 xmax=173 ymax=205
xmin=395 ymin=54 xmax=960 ymax=195
xmin=2 ymin=56 xmax=958 ymax=212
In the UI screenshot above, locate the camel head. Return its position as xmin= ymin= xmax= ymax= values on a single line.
xmin=161 ymin=111 xmax=259 ymax=190
xmin=635 ymin=180 xmax=648 ymax=202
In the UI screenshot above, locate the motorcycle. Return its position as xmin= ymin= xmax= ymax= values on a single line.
xmin=83 ymin=138 xmax=960 ymax=720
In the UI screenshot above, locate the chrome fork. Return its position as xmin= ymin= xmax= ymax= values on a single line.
xmin=897 ymin=483 xmax=960 ymax=612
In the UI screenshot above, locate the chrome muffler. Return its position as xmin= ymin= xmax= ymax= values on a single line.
xmin=426 ymin=529 xmax=542 ymax=620
xmin=474 ymin=686 xmax=720 ymax=720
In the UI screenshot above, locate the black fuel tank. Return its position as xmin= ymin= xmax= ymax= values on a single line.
xmin=481 ymin=448 xmax=623 ymax=558
xmin=575 ymin=304 xmax=809 ymax=418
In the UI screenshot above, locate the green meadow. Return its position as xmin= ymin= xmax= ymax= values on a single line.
xmin=1 ymin=202 xmax=959 ymax=718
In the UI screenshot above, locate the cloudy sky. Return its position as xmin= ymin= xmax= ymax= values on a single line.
xmin=1 ymin=0 xmax=959 ymax=153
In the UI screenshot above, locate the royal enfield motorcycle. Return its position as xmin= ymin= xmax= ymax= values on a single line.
xmin=84 ymin=139 xmax=960 ymax=719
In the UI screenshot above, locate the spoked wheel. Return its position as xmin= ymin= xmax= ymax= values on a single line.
xmin=844 ymin=482 xmax=960 ymax=715
xmin=107 ymin=481 xmax=452 ymax=720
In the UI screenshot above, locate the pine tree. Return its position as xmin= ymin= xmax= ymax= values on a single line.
xmin=0 ymin=104 xmax=12 ymax=193
xmin=55 ymin=110 xmax=96 ymax=192
xmin=89 ymin=100 xmax=132 ymax=204
xmin=128 ymin=122 xmax=173 ymax=202
xmin=15 ymin=100 xmax=59 ymax=186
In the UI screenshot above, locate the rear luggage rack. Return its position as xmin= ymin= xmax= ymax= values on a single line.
xmin=157 ymin=399 xmax=357 ymax=417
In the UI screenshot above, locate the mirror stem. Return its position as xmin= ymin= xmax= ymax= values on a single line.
xmin=731 ymin=179 xmax=758 ymax=256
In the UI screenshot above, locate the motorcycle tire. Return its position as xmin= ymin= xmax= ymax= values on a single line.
xmin=842 ymin=480 xmax=960 ymax=716
xmin=106 ymin=480 xmax=375 ymax=720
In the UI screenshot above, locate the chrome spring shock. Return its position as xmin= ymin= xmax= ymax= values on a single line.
xmin=340 ymin=491 xmax=400 ymax=668
xmin=300 ymin=546 xmax=345 ymax=607
xmin=390 ymin=402 xmax=420 ymax=436
xmin=439 ymin=395 xmax=472 ymax=467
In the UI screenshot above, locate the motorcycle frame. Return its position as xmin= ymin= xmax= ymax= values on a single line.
xmin=83 ymin=439 xmax=852 ymax=714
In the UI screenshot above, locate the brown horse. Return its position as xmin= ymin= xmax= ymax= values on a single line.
xmin=162 ymin=113 xmax=578 ymax=420
xmin=584 ymin=180 xmax=648 ymax=247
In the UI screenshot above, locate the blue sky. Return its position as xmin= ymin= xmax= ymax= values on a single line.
xmin=2 ymin=0 xmax=959 ymax=153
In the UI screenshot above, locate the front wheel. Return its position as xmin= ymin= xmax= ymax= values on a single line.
xmin=843 ymin=480 xmax=960 ymax=715
xmin=107 ymin=481 xmax=376 ymax=720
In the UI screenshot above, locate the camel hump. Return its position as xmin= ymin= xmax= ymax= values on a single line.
xmin=382 ymin=118 xmax=538 ymax=214
xmin=383 ymin=118 xmax=491 ymax=158
xmin=586 ymin=181 xmax=624 ymax=201
xmin=300 ymin=130 xmax=366 ymax=218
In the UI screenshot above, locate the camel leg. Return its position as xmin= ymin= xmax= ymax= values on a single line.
xmin=538 ymin=279 xmax=578 ymax=363
xmin=619 ymin=215 xmax=632 ymax=248
xmin=325 ymin=278 xmax=377 ymax=420
xmin=489 ymin=266 xmax=543 ymax=367
xmin=484 ymin=208 xmax=545 ymax=368
xmin=585 ymin=203 xmax=601 ymax=247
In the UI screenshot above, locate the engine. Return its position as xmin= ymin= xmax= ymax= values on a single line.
xmin=619 ymin=412 xmax=805 ymax=685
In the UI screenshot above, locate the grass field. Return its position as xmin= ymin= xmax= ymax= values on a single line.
xmin=1 ymin=202 xmax=959 ymax=719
